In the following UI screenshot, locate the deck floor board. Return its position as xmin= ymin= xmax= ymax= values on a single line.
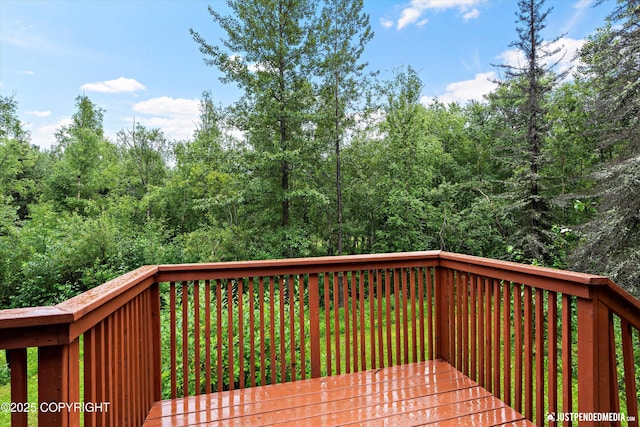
xmin=143 ymin=360 xmax=534 ymax=426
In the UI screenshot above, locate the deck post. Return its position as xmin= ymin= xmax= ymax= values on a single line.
xmin=150 ymin=282 xmax=162 ymax=402
xmin=308 ymin=273 xmax=321 ymax=378
xmin=577 ymin=289 xmax=612 ymax=425
xmin=7 ymin=348 xmax=28 ymax=427
xmin=38 ymin=340 xmax=80 ymax=427
xmin=434 ymin=266 xmax=451 ymax=362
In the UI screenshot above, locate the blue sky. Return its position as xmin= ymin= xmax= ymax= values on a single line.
xmin=1 ymin=0 xmax=615 ymax=149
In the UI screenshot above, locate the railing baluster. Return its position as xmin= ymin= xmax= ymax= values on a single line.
xmin=401 ymin=268 xmax=409 ymax=364
xmin=354 ymin=271 xmax=360 ymax=372
xmin=181 ymin=281 xmax=189 ymax=396
xmin=358 ymin=271 xmax=366 ymax=371
xmin=394 ymin=269 xmax=401 ymax=365
xmin=227 ymin=279 xmax=235 ymax=390
xmin=514 ymin=282 xmax=523 ymax=413
xmin=258 ymin=277 xmax=266 ymax=386
xmin=269 ymin=276 xmax=276 ymax=383
xmin=341 ymin=272 xmax=350 ymax=374
xmin=503 ymin=282 xmax=511 ymax=406
xmin=367 ymin=270 xmax=376 ymax=369
xmin=376 ymin=269 xmax=384 ymax=367
xmin=324 ymin=273 xmax=332 ymax=375
xmin=348 ymin=272 xmax=355 ymax=373
xmin=561 ymin=293 xmax=573 ymax=425
xmin=608 ymin=314 xmax=620 ymax=424
xmin=216 ymin=279 xmax=223 ymax=392
xmin=278 ymin=276 xmax=286 ymax=382
xmin=193 ymin=281 xmax=201 ymax=394
xmin=299 ymin=274 xmax=307 ymax=380
xmin=548 ymin=291 xmax=558 ymax=423
xmin=169 ymin=282 xmax=177 ymax=398
xmin=238 ymin=278 xmax=245 ymax=389
xmin=419 ymin=268 xmax=426 ymax=362
xmin=620 ymin=318 xmax=638 ymax=423
xmin=205 ymin=279 xmax=212 ymax=393
xmin=288 ymin=274 xmax=296 ymax=381
xmin=454 ymin=271 xmax=467 ymax=372
xmin=524 ymin=285 xmax=533 ymax=420
xmin=492 ymin=279 xmax=501 ymax=398
xmin=248 ymin=277 xmax=256 ymax=386
xmin=535 ymin=288 xmax=544 ymax=426
xmin=485 ymin=278 xmax=492 ymax=393
xmin=308 ymin=273 xmax=321 ymax=379
xmin=461 ymin=272 xmax=468 ymax=375
xmin=385 ymin=269 xmax=392 ymax=367
xmin=84 ymin=329 xmax=96 ymax=427
xmin=470 ymin=274 xmax=477 ymax=380
xmin=478 ymin=275 xmax=485 ymax=387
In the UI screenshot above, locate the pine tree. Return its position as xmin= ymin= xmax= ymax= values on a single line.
xmin=191 ymin=0 xmax=318 ymax=257
xmin=491 ymin=0 xmax=566 ymax=261
xmin=314 ymin=0 xmax=373 ymax=256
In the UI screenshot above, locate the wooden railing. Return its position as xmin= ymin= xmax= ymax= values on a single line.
xmin=0 ymin=251 xmax=638 ymax=426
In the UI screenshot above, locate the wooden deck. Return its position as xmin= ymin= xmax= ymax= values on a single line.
xmin=143 ymin=360 xmax=534 ymax=426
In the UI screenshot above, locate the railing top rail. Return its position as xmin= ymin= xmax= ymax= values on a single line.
xmin=157 ymin=250 xmax=442 ymax=273
xmin=0 ymin=265 xmax=158 ymax=326
xmin=56 ymin=265 xmax=158 ymax=321
xmin=0 ymin=305 xmax=73 ymax=328
xmin=438 ymin=251 xmax=611 ymax=285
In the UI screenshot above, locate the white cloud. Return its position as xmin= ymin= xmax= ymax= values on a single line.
xmin=130 ymin=96 xmax=201 ymax=142
xmin=398 ymin=7 xmax=423 ymax=30
xmin=496 ymin=37 xmax=586 ymax=77
xmin=81 ymin=77 xmax=146 ymax=93
xmin=396 ymin=0 xmax=483 ymax=29
xmin=463 ymin=8 xmax=480 ymax=21
xmin=496 ymin=48 xmax=526 ymax=69
xmin=26 ymin=110 xmax=51 ymax=118
xmin=423 ymin=71 xmax=498 ymax=105
xmin=27 ymin=117 xmax=72 ymax=150
xmin=380 ymin=18 xmax=394 ymax=29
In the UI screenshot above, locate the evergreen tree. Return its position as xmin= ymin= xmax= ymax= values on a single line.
xmin=570 ymin=0 xmax=640 ymax=297
xmin=314 ymin=0 xmax=373 ymax=255
xmin=491 ymin=0 xmax=566 ymax=261
xmin=191 ymin=0 xmax=320 ymax=257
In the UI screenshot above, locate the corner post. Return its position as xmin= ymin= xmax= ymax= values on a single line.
xmin=150 ymin=281 xmax=162 ymax=402
xmin=8 ymin=348 xmax=28 ymax=427
xmin=38 ymin=339 xmax=80 ymax=427
xmin=577 ymin=288 xmax=612 ymax=425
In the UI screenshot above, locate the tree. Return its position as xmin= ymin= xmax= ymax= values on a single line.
xmin=117 ymin=122 xmax=169 ymax=220
xmin=49 ymin=95 xmax=109 ymax=206
xmin=579 ymin=0 xmax=640 ymax=155
xmin=570 ymin=0 xmax=640 ymax=297
xmin=491 ymin=0 xmax=566 ymax=261
xmin=191 ymin=0 xmax=320 ymax=257
xmin=0 ymin=95 xmax=39 ymax=220
xmin=314 ymin=0 xmax=373 ymax=255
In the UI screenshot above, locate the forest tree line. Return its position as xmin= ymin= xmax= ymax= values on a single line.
xmin=1 ymin=0 xmax=639 ymax=308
